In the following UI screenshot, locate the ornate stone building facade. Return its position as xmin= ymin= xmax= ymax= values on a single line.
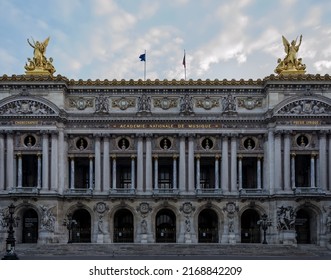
xmin=0 ymin=37 xmax=331 ymax=247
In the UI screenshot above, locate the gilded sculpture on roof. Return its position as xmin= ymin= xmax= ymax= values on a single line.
xmin=275 ymin=35 xmax=306 ymax=75
xmin=25 ymin=37 xmax=56 ymax=75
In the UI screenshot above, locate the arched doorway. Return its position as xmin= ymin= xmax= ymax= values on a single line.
xmin=114 ymin=209 xmax=134 ymax=243
xmin=241 ymin=209 xmax=261 ymax=243
xmin=72 ymin=209 xmax=91 ymax=243
xmin=295 ymin=208 xmax=316 ymax=244
xmin=198 ymin=209 xmax=219 ymax=243
xmin=155 ymin=209 xmax=176 ymax=243
xmin=22 ymin=209 xmax=38 ymax=243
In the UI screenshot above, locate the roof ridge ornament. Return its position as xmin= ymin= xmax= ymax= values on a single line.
xmin=25 ymin=37 xmax=56 ymax=76
xmin=274 ymin=35 xmax=306 ymax=75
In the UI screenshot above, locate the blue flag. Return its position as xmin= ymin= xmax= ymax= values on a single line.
xmin=139 ymin=53 xmax=146 ymax=61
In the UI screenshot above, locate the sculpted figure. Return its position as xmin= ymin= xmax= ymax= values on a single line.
xmin=25 ymin=37 xmax=56 ymax=75
xmin=275 ymin=35 xmax=306 ymax=74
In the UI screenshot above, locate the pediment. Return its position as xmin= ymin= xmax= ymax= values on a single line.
xmin=274 ymin=97 xmax=331 ymax=116
xmin=0 ymin=97 xmax=59 ymax=116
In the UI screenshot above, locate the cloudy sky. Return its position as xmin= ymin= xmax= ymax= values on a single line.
xmin=0 ymin=0 xmax=331 ymax=80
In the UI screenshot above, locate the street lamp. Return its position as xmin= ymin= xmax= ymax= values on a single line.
xmin=2 ymin=203 xmax=19 ymax=260
xmin=257 ymin=213 xmax=272 ymax=244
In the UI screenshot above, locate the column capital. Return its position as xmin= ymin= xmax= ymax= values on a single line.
xmin=291 ymin=152 xmax=296 ymax=158
xmin=153 ymin=154 xmax=159 ymax=159
xmin=173 ymin=154 xmax=178 ymax=159
xmin=237 ymin=154 xmax=243 ymax=159
xmin=215 ymin=154 xmax=220 ymax=160
xmin=195 ymin=154 xmax=200 ymax=159
xmin=131 ymin=154 xmax=136 ymax=159
xmin=111 ymin=154 xmax=117 ymax=160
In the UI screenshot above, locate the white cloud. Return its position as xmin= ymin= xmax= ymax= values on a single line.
xmin=314 ymin=60 xmax=331 ymax=71
xmin=303 ymin=6 xmax=322 ymax=27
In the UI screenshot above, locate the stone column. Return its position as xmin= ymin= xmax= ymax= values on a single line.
xmin=112 ymin=155 xmax=117 ymax=189
xmin=179 ymin=136 xmax=186 ymax=191
xmin=131 ymin=155 xmax=136 ymax=189
xmin=215 ymin=155 xmax=220 ymax=189
xmin=230 ymin=136 xmax=237 ymax=192
xmin=283 ymin=132 xmax=291 ymax=191
xmin=221 ymin=136 xmax=229 ymax=193
xmin=42 ymin=133 xmax=49 ymax=190
xmin=195 ymin=154 xmax=200 ymax=190
xmin=94 ymin=136 xmax=101 ymax=192
xmin=153 ymin=155 xmax=158 ymax=190
xmin=103 ymin=137 xmax=110 ymax=191
xmin=188 ymin=136 xmax=195 ymax=192
xmin=319 ymin=132 xmax=327 ymax=190
xmin=58 ymin=127 xmax=66 ymax=194
xmin=238 ymin=155 xmax=242 ymax=190
xmin=291 ymin=153 xmax=296 ymax=190
xmin=89 ymin=155 xmax=94 ymax=190
xmin=37 ymin=153 xmax=42 ymax=189
xmin=274 ymin=132 xmax=282 ymax=192
xmin=17 ymin=153 xmax=22 ymax=188
xmin=173 ymin=155 xmax=178 ymax=189
xmin=137 ymin=136 xmax=144 ymax=192
xmin=70 ymin=156 xmax=75 ymax=189
xmin=268 ymin=130 xmax=275 ymax=194
xmin=257 ymin=155 xmax=262 ymax=189
xmin=6 ymin=132 xmax=14 ymax=190
xmin=310 ymin=153 xmax=316 ymax=188
xmin=145 ymin=136 xmax=152 ymax=193
xmin=51 ymin=132 xmax=58 ymax=192
xmin=0 ymin=134 xmax=5 ymax=191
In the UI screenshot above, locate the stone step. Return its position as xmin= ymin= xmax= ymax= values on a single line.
xmin=13 ymin=243 xmax=331 ymax=259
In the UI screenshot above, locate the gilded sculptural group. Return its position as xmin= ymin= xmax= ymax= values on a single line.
xmin=25 ymin=37 xmax=56 ymax=75
xmin=275 ymin=35 xmax=306 ymax=75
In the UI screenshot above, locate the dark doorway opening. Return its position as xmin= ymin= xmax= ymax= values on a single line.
xmin=155 ymin=209 xmax=176 ymax=243
xmin=72 ymin=209 xmax=91 ymax=243
xmin=114 ymin=209 xmax=134 ymax=243
xmin=241 ymin=209 xmax=261 ymax=243
xmin=198 ymin=209 xmax=219 ymax=243
xmin=22 ymin=209 xmax=38 ymax=243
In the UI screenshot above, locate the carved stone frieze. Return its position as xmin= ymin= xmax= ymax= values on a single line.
xmin=112 ymin=97 xmax=135 ymax=110
xmin=276 ymin=99 xmax=331 ymax=115
xmin=237 ymin=97 xmax=262 ymax=110
xmin=179 ymin=94 xmax=194 ymax=115
xmin=153 ymin=97 xmax=178 ymax=110
xmin=69 ymin=97 xmax=93 ymax=110
xmin=137 ymin=94 xmax=151 ymax=114
xmin=221 ymin=94 xmax=237 ymax=114
xmin=0 ymin=100 xmax=56 ymax=115
xmin=95 ymin=95 xmax=109 ymax=113
xmin=196 ymin=96 xmax=219 ymax=110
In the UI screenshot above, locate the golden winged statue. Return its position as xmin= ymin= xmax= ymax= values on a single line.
xmin=25 ymin=37 xmax=56 ymax=75
xmin=275 ymin=35 xmax=306 ymax=75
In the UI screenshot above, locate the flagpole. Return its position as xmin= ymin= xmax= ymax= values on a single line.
xmin=144 ymin=50 xmax=146 ymax=81
xmin=183 ymin=49 xmax=187 ymax=80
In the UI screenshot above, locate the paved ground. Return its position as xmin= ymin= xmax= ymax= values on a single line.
xmin=10 ymin=243 xmax=331 ymax=260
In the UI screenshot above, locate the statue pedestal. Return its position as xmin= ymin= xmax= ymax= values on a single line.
xmin=229 ymin=233 xmax=236 ymax=244
xmin=140 ymin=234 xmax=148 ymax=243
xmin=278 ymin=69 xmax=306 ymax=75
xmin=96 ymin=234 xmax=104 ymax=243
xmin=184 ymin=233 xmax=192 ymax=243
xmin=280 ymin=230 xmax=297 ymax=246
xmin=38 ymin=229 xmax=52 ymax=244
